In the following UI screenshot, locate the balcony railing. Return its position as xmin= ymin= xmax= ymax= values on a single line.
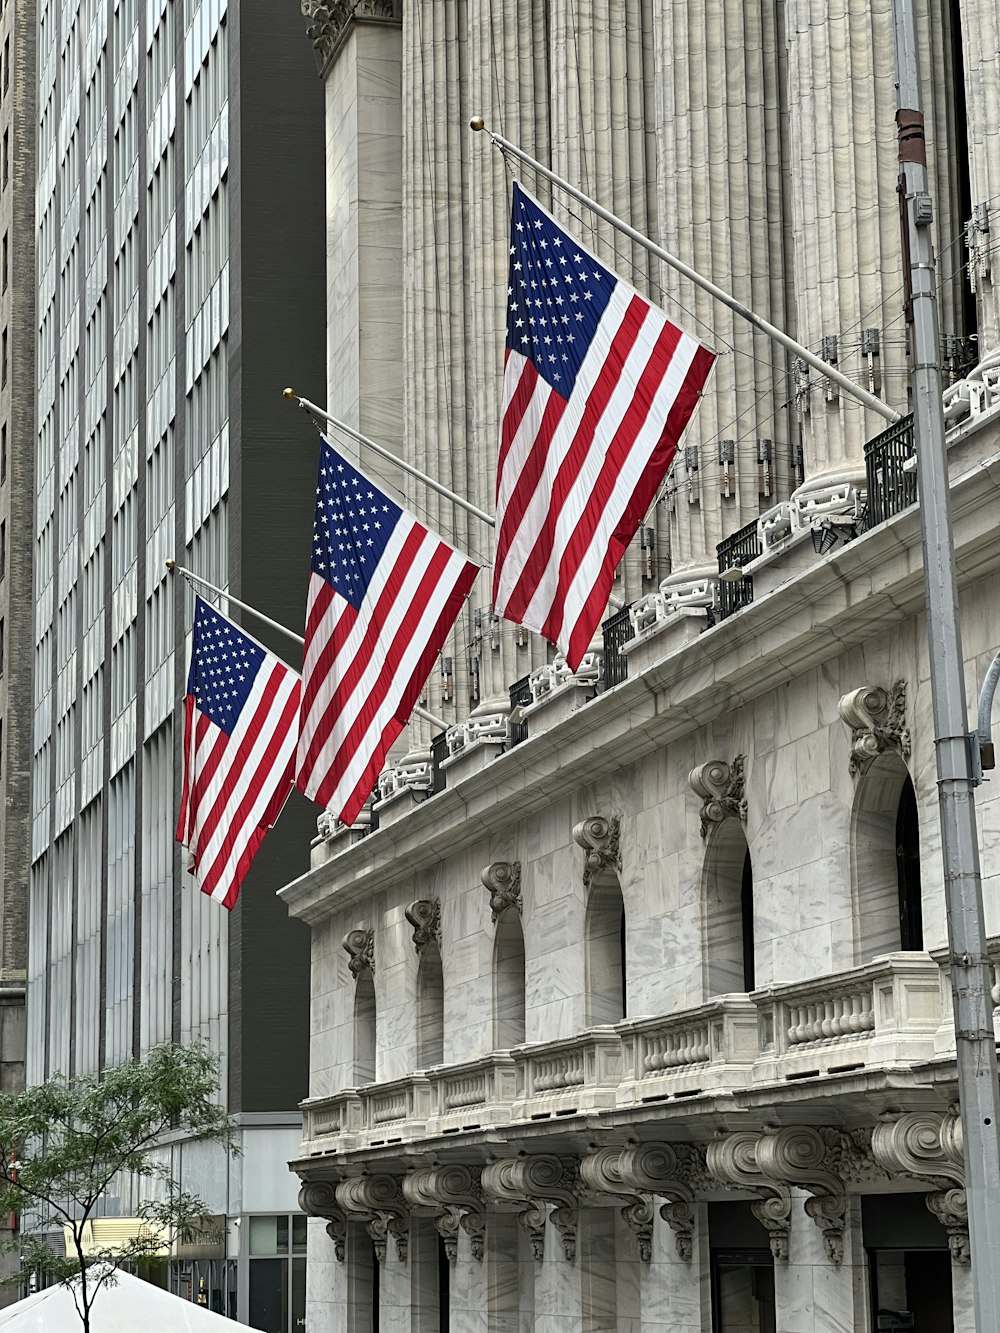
xmin=298 ymin=954 xmax=944 ymax=1157
xmin=602 ymin=603 xmax=633 ymax=689
xmin=508 ymin=675 xmax=531 ymax=747
xmin=863 ymin=412 xmax=916 ymax=530
xmin=716 ymin=519 xmax=761 ymax=619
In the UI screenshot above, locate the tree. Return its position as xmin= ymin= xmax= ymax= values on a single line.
xmin=0 ymin=1043 xmax=238 ymax=1333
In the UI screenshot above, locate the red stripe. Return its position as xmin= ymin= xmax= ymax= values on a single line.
xmin=305 ymin=543 xmax=464 ymax=814
xmin=297 ymin=526 xmax=429 ymax=782
xmin=564 ymin=344 xmax=715 ymax=668
xmin=496 ymin=354 xmax=541 ymax=486
xmin=499 ymin=295 xmax=648 ymax=625
xmin=197 ymin=679 xmax=301 ymax=904
xmin=336 ymin=557 xmax=478 ymax=826
xmin=539 ymin=315 xmax=684 ymax=646
xmin=188 ymin=665 xmax=295 ymax=874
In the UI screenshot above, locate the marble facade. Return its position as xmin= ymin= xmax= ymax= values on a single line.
xmin=291 ymin=0 xmax=1000 ymax=1327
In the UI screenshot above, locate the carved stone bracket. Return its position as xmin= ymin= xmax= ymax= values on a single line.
xmin=572 ymin=816 xmax=622 ymax=889
xmin=298 ymin=1181 xmax=347 ymax=1262
xmin=689 ymin=757 xmax=747 ymax=838
xmin=482 ymin=1155 xmax=579 ymax=1261
xmin=401 ymin=1165 xmax=485 ymax=1263
xmin=480 ymin=861 xmax=522 ymax=922
xmin=757 ymin=1126 xmax=849 ymax=1264
xmin=300 ymin=0 xmax=403 ymax=73
xmin=706 ymin=1131 xmax=791 ymax=1261
xmin=871 ymin=1110 xmax=968 ymax=1263
xmin=580 ymin=1147 xmax=655 ymax=1262
xmin=335 ymin=1175 xmax=408 ymax=1263
xmin=838 ymin=681 xmax=911 ymax=776
xmin=343 ymin=928 xmax=375 ymax=978
xmin=581 ymin=1141 xmax=706 ymax=1262
xmin=404 ymin=900 xmax=441 ymax=954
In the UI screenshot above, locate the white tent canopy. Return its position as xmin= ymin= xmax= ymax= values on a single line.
xmin=0 ymin=1270 xmax=263 ymax=1332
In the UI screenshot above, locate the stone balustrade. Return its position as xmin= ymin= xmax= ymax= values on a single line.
xmin=753 ymin=952 xmax=941 ymax=1083
xmin=299 ymin=956 xmax=946 ymax=1159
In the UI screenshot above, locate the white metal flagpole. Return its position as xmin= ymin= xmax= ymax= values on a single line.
xmin=470 ymin=117 xmax=901 ymax=427
xmin=166 ymin=561 xmax=450 ymax=733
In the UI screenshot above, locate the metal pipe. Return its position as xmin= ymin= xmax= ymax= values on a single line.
xmin=470 ymin=118 xmax=901 ymax=427
xmin=891 ymin=3 xmax=1000 ymax=1325
xmin=166 ymin=560 xmax=452 ymax=735
xmin=976 ymin=651 xmax=1000 ymax=771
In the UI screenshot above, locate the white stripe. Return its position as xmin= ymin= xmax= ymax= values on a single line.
xmin=493 ymin=282 xmax=634 ymax=612
xmin=495 ymin=354 xmax=554 ymax=519
xmin=554 ymin=332 xmax=702 ymax=648
xmin=316 ymin=547 xmax=472 ymax=814
xmin=297 ymin=516 xmax=432 ymax=775
xmin=296 ymin=517 xmax=418 ymax=764
xmin=188 ymin=659 xmax=298 ymax=884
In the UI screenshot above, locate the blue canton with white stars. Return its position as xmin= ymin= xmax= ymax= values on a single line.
xmin=187 ymin=597 xmax=265 ymax=736
xmin=311 ymin=440 xmax=403 ymax=611
xmin=506 ymin=182 xmax=617 ymax=398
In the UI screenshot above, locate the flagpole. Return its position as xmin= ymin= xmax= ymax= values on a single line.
xmin=283 ymin=389 xmax=497 ymax=528
xmin=470 ymin=118 xmax=901 ymax=428
xmin=166 ymin=561 xmax=451 ymax=734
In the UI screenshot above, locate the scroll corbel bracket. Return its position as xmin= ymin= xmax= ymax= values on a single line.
xmin=757 ymin=1126 xmax=849 ymax=1264
xmin=689 ymin=757 xmax=747 ymax=838
xmin=838 ymin=681 xmax=910 ymax=777
xmin=297 ymin=1181 xmax=347 ymax=1263
xmin=343 ymin=927 xmax=375 ymax=977
xmin=404 ymin=899 xmax=441 ymax=953
xmin=706 ymin=1130 xmax=790 ymax=1262
xmin=572 ymin=816 xmax=622 ymax=889
xmin=480 ymin=861 xmax=522 ymax=922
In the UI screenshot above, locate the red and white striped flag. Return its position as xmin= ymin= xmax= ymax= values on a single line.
xmin=494 ymin=183 xmax=717 ymax=669
xmin=296 ymin=440 xmax=479 ymax=825
xmin=176 ymin=597 xmax=300 ymax=909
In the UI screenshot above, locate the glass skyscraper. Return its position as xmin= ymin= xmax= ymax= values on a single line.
xmin=29 ymin=0 xmax=325 ymax=1323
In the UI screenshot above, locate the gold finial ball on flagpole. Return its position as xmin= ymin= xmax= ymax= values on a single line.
xmin=469 ymin=116 xmax=485 ymax=132
xmin=165 ymin=559 xmax=176 ymax=572
xmin=282 ymin=386 xmax=298 ymax=400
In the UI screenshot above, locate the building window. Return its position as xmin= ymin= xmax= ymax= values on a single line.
xmin=2 ymin=231 xmax=7 ymax=291
xmin=245 ymin=1214 xmax=307 ymax=1333
xmin=854 ymin=752 xmax=923 ymax=960
xmin=353 ymin=970 xmax=376 ymax=1084
xmin=0 ymin=519 xmax=6 ymax=579
xmin=415 ymin=941 xmax=444 ymax=1068
xmin=0 ymin=617 xmax=5 ymax=673
xmin=704 ymin=821 xmax=756 ymax=996
xmin=2 ymin=131 xmax=7 ymax=189
xmin=1 ymin=328 xmax=7 ymax=386
xmin=585 ymin=874 xmax=627 ymax=1026
xmin=1 ymin=423 xmax=6 ymax=481
xmin=3 ymin=36 xmax=8 ymax=95
xmin=493 ymin=908 xmax=525 ymax=1048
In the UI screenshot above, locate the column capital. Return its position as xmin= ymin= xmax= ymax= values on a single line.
xmin=300 ymin=0 xmax=403 ymax=77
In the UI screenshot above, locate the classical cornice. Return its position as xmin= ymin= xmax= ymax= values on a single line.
xmin=279 ymin=433 xmax=1000 ymax=926
xmin=300 ymin=1 xmax=403 ymax=77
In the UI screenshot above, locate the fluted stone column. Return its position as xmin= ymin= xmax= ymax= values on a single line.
xmin=957 ymin=0 xmax=1000 ymax=353
xmin=653 ymin=0 xmax=794 ymax=590
xmin=784 ymin=0 xmax=962 ymax=491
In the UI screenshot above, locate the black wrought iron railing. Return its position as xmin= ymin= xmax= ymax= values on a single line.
xmin=430 ymin=730 xmax=449 ymax=793
xmin=602 ymin=603 xmax=633 ymax=690
xmin=508 ymin=675 xmax=531 ymax=748
xmin=863 ymin=412 xmax=916 ymax=530
xmin=716 ymin=519 xmax=761 ymax=619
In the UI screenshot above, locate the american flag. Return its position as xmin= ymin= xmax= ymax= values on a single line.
xmin=176 ymin=596 xmax=301 ymax=910
xmin=296 ymin=440 xmax=480 ymax=825
xmin=494 ymin=183 xmax=717 ymax=669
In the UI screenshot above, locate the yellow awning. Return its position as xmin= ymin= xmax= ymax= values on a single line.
xmin=63 ymin=1218 xmax=170 ymax=1259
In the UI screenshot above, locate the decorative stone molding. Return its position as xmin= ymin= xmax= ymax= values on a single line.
xmin=298 ymin=1181 xmax=347 ymax=1262
xmin=401 ymin=1165 xmax=485 ymax=1263
xmin=706 ymin=1131 xmax=791 ymax=1261
xmin=838 ymin=681 xmax=910 ymax=776
xmin=335 ymin=1175 xmax=408 ymax=1263
xmin=300 ymin=0 xmax=403 ymax=74
xmin=580 ymin=1148 xmax=656 ymax=1262
xmin=404 ymin=900 xmax=441 ymax=954
xmin=481 ymin=1155 xmax=579 ymax=1261
xmin=870 ymin=1110 xmax=969 ymax=1263
xmin=572 ymin=816 xmax=622 ymax=889
xmin=756 ymin=1126 xmax=848 ymax=1264
xmin=480 ymin=861 xmax=522 ymax=922
xmin=582 ymin=1141 xmax=707 ymax=1262
xmin=689 ymin=757 xmax=747 ymax=838
xmin=342 ymin=928 xmax=375 ymax=978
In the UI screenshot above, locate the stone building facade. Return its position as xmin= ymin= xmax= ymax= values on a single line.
xmin=287 ymin=0 xmax=1000 ymax=1329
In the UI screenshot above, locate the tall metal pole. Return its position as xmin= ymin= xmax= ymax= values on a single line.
xmin=891 ymin=3 xmax=1000 ymax=1323
xmin=470 ymin=119 xmax=901 ymax=427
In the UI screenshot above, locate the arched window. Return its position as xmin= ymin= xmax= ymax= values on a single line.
xmin=704 ymin=820 xmax=755 ymax=996
xmin=853 ymin=752 xmax=923 ymax=960
xmin=416 ymin=942 xmax=445 ymax=1068
xmin=353 ymin=971 xmax=376 ymax=1084
xmin=493 ymin=909 xmax=526 ymax=1048
xmin=585 ymin=875 xmax=626 ymax=1026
